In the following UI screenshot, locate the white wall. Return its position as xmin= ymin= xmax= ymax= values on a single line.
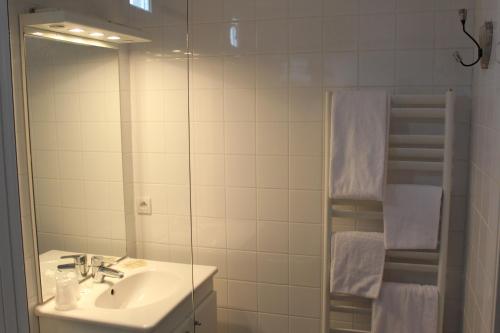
xmin=463 ymin=0 xmax=500 ymax=332
xmin=124 ymin=0 xmax=192 ymax=264
xmin=26 ymin=37 xmax=126 ymax=256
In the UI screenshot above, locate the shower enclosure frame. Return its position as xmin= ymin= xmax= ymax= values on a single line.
xmin=0 ymin=0 xmax=31 ymax=331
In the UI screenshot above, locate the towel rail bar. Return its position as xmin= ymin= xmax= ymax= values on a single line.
xmin=389 ymin=161 xmax=443 ymax=171
xmin=386 ymin=250 xmax=439 ymax=261
xmin=331 ymin=294 xmax=372 ymax=303
xmin=331 ymin=199 xmax=381 ymax=206
xmin=330 ymin=305 xmax=371 ymax=314
xmin=384 ymin=262 xmax=438 ymax=273
xmin=332 ymin=210 xmax=383 ymax=220
xmin=390 ymin=134 xmax=444 ymax=145
xmin=328 ymin=241 xmax=438 ymax=262
xmin=330 ymin=328 xmax=370 ymax=333
xmin=391 ymin=94 xmax=446 ymax=107
xmin=389 ymin=147 xmax=444 ymax=159
xmin=391 ymin=108 xmax=445 ymax=119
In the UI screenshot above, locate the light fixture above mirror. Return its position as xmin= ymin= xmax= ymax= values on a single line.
xmin=21 ymin=9 xmax=150 ymax=48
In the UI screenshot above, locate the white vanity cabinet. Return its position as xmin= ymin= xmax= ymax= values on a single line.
xmin=174 ymin=292 xmax=217 ymax=333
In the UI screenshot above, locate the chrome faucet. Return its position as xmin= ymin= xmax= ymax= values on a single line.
xmin=91 ymin=256 xmax=124 ymax=283
xmin=60 ymin=254 xmax=89 ymax=277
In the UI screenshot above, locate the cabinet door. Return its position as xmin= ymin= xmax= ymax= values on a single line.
xmin=174 ymin=291 xmax=217 ymax=333
xmin=174 ymin=315 xmax=194 ymax=333
xmin=194 ymin=292 xmax=217 ymax=333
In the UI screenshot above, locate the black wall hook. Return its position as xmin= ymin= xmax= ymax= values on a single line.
xmin=453 ymin=8 xmax=483 ymax=67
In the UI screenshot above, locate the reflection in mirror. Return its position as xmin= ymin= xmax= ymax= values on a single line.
xmin=25 ymin=36 xmax=126 ymax=301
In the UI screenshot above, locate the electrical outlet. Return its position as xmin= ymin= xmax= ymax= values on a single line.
xmin=137 ymin=196 xmax=152 ymax=215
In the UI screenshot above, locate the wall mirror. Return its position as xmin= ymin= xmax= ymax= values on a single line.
xmin=24 ymin=35 xmax=126 ymax=301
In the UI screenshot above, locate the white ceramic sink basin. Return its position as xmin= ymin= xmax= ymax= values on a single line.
xmin=36 ymin=258 xmax=217 ymax=332
xmin=95 ymin=271 xmax=181 ymax=309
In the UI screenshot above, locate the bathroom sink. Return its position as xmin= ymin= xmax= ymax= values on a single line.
xmin=95 ymin=271 xmax=182 ymax=309
xmin=36 ymin=258 xmax=217 ymax=332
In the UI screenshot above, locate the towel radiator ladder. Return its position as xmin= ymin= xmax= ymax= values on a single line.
xmin=321 ymin=91 xmax=455 ymax=333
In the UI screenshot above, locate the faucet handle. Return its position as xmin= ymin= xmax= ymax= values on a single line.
xmin=93 ymin=266 xmax=124 ymax=283
xmin=60 ymin=254 xmax=88 ymax=277
xmin=90 ymin=256 xmax=117 ymax=277
xmin=61 ymin=253 xmax=87 ymax=264
xmin=57 ymin=263 xmax=76 ymax=271
xmin=91 ymin=255 xmax=104 ymax=267
xmin=90 ymin=256 xmax=124 ymax=283
xmin=90 ymin=256 xmax=116 ymax=267
xmin=91 ymin=256 xmax=104 ymax=277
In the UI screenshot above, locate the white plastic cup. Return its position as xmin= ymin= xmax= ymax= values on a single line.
xmin=55 ymin=271 xmax=79 ymax=311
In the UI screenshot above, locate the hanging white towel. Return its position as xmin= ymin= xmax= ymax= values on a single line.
xmin=330 ymin=232 xmax=385 ymax=299
xmin=383 ymin=184 xmax=442 ymax=250
xmin=329 ymin=90 xmax=389 ymax=201
xmin=372 ymin=282 xmax=438 ymax=333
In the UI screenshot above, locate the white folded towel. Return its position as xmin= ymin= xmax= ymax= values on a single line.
xmin=383 ymin=184 xmax=442 ymax=250
xmin=330 ymin=232 xmax=385 ymax=299
xmin=372 ymin=282 xmax=438 ymax=333
xmin=329 ymin=90 xmax=389 ymax=201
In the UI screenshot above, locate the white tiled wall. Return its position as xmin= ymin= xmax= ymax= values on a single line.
xmin=127 ymin=25 xmax=192 ymax=263
xmin=180 ymin=1 xmax=473 ymax=332
xmin=25 ymin=38 xmax=126 ymax=256
xmin=463 ymin=0 xmax=500 ymax=332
